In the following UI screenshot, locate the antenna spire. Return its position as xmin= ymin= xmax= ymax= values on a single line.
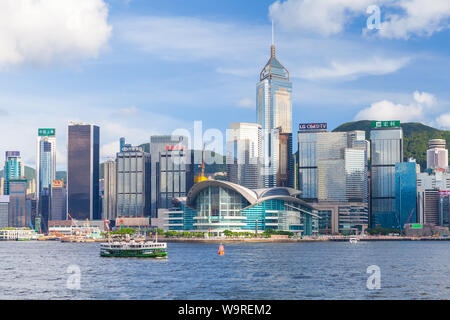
xmin=271 ymin=20 xmax=275 ymax=58
xmin=272 ymin=20 xmax=274 ymax=46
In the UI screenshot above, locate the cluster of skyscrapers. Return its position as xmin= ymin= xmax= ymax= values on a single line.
xmin=0 ymin=37 xmax=449 ymax=236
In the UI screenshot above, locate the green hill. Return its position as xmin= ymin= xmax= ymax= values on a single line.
xmin=333 ymin=120 xmax=450 ymax=170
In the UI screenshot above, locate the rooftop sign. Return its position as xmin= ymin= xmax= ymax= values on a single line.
xmin=38 ymin=128 xmax=56 ymax=136
xmin=121 ymin=146 xmax=144 ymax=153
xmin=371 ymin=121 xmax=401 ymax=128
xmin=299 ymin=123 xmax=327 ymax=131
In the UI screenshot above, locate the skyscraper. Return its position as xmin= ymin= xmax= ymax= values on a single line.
xmin=370 ymin=121 xmax=403 ymax=228
xmin=50 ymin=180 xmax=66 ymax=221
xmin=8 ymin=178 xmax=29 ymax=228
xmin=298 ymin=128 xmax=368 ymax=203
xmin=298 ymin=126 xmax=369 ymax=235
xmin=150 ymin=135 xmax=189 ymax=217
xmin=36 ymin=128 xmax=56 ymax=199
xmin=256 ymin=30 xmax=293 ymax=188
xmin=67 ymin=122 xmax=100 ymax=220
xmin=226 ymin=123 xmax=263 ymax=189
xmin=116 ymin=145 xmax=151 ymax=217
xmin=427 ymin=139 xmax=448 ymax=170
xmin=395 ymin=161 xmax=418 ymax=229
xmin=3 ymin=151 xmax=24 ymax=195
xmin=103 ymin=159 xmax=117 ymax=220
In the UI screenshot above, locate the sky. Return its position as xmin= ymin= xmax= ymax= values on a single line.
xmin=0 ymin=0 xmax=450 ymax=170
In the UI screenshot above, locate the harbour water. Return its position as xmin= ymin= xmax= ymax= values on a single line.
xmin=0 ymin=241 xmax=449 ymax=300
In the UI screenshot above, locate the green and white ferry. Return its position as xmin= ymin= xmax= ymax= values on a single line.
xmin=100 ymin=237 xmax=168 ymax=258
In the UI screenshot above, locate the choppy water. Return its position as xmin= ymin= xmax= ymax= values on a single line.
xmin=0 ymin=241 xmax=449 ymax=299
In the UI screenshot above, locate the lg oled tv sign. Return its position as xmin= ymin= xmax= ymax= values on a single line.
xmin=298 ymin=123 xmax=327 ymax=131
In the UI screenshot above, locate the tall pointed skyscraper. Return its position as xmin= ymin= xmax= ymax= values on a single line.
xmin=256 ymin=23 xmax=293 ymax=187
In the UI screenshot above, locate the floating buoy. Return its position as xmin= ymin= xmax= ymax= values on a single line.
xmin=218 ymin=243 xmax=225 ymax=255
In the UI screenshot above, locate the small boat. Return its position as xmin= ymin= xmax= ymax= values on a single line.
xmin=100 ymin=238 xmax=168 ymax=258
xmin=349 ymin=237 xmax=358 ymax=244
xmin=218 ymin=243 xmax=225 ymax=255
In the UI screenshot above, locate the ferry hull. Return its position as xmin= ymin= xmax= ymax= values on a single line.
xmin=100 ymin=249 xmax=168 ymax=258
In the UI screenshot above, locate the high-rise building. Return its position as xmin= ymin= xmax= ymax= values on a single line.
xmin=150 ymin=135 xmax=189 ymax=217
xmin=36 ymin=128 xmax=56 ymax=199
xmin=298 ymin=128 xmax=368 ymax=203
xmin=417 ymin=170 xmax=450 ymax=226
xmin=39 ymin=188 xmax=51 ymax=233
xmin=67 ymin=122 xmax=100 ymax=220
xmin=158 ymin=147 xmax=194 ymax=212
xmin=256 ymin=34 xmax=293 ymax=188
xmin=50 ymin=180 xmax=66 ymax=221
xmin=3 ymin=151 xmax=24 ymax=195
xmin=226 ymin=123 xmax=263 ymax=189
xmin=116 ymin=145 xmax=151 ymax=217
xmin=427 ymin=139 xmax=448 ymax=170
xmin=0 ymin=195 xmax=9 ymax=228
xmin=370 ymin=121 xmax=403 ymax=228
xmin=395 ymin=161 xmax=418 ymax=229
xmin=103 ymin=159 xmax=117 ymax=220
xmin=297 ymin=126 xmax=369 ymax=235
xmin=8 ymin=178 xmax=29 ymax=228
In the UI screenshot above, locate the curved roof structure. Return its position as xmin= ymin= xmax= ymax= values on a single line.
xmin=187 ymin=180 xmax=315 ymax=212
xmin=187 ymin=180 xmax=258 ymax=205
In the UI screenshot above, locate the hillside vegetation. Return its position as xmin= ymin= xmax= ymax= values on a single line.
xmin=333 ymin=120 xmax=450 ymax=170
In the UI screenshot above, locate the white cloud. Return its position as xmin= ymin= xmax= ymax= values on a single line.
xmin=236 ymin=98 xmax=255 ymax=109
xmin=269 ymin=0 xmax=450 ymax=39
xmin=355 ymin=91 xmax=435 ymax=122
xmin=269 ymin=0 xmax=379 ymax=36
xmin=0 ymin=0 xmax=112 ymax=67
xmin=379 ymin=0 xmax=450 ymax=39
xmin=299 ymin=56 xmax=410 ymax=80
xmin=117 ymin=106 xmax=139 ymax=116
xmin=436 ymin=113 xmax=450 ymax=129
xmin=116 ymin=16 xmax=267 ymax=62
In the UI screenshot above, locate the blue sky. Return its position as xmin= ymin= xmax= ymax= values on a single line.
xmin=0 ymin=0 xmax=449 ymax=170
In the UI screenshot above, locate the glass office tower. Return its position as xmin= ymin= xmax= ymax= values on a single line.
xmin=67 ymin=123 xmax=100 ymax=220
xmin=8 ymin=178 xmax=28 ymax=228
xmin=226 ymin=123 xmax=263 ymax=189
xmin=3 ymin=151 xmax=24 ymax=195
xmin=36 ymin=129 xmax=56 ymax=199
xmin=370 ymin=126 xmax=403 ymax=228
xmin=103 ymin=159 xmax=117 ymax=220
xmin=298 ymin=130 xmax=368 ymax=203
xmin=50 ymin=180 xmax=66 ymax=221
xmin=159 ymin=148 xmax=194 ymax=211
xmin=116 ymin=146 xmax=151 ymax=218
xmin=395 ymin=162 xmax=417 ymax=229
xmin=256 ymin=42 xmax=293 ymax=188
xmin=150 ymin=135 xmax=189 ymax=217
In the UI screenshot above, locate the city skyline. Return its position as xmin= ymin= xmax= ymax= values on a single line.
xmin=1 ymin=0 xmax=450 ymax=171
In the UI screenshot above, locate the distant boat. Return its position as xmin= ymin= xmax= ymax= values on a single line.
xmin=349 ymin=237 xmax=358 ymax=244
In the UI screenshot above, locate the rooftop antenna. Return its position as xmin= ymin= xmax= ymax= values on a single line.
xmin=272 ymin=20 xmax=274 ymax=46
xmin=271 ymin=20 xmax=276 ymax=58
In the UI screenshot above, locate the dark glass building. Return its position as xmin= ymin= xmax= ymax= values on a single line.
xmin=150 ymin=135 xmax=189 ymax=217
xmin=116 ymin=145 xmax=151 ymax=217
xmin=67 ymin=123 xmax=100 ymax=220
xmin=370 ymin=124 xmax=403 ymax=228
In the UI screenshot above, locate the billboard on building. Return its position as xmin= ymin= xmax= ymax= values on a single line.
xmin=298 ymin=123 xmax=327 ymax=131
xmin=38 ymin=128 xmax=56 ymax=136
xmin=371 ymin=121 xmax=401 ymax=128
